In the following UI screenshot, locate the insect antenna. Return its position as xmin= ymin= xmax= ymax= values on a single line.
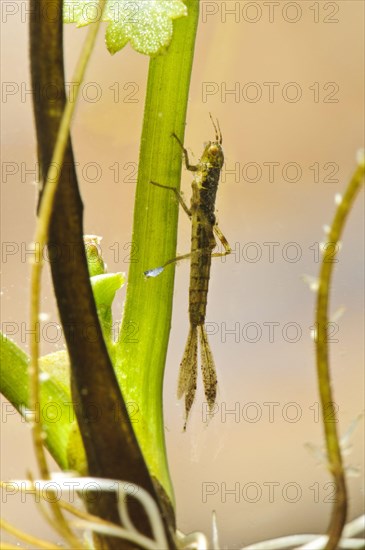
xmin=209 ymin=112 xmax=222 ymax=144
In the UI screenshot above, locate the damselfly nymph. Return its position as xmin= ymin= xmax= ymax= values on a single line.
xmin=145 ymin=115 xmax=231 ymax=429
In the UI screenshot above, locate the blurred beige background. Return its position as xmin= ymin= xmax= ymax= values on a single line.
xmin=1 ymin=0 xmax=364 ymax=547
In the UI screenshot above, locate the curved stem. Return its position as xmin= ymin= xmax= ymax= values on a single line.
xmin=30 ymin=1 xmax=107 ymax=481
xmin=29 ymin=3 xmax=106 ymax=543
xmin=0 ymin=518 xmax=61 ymax=550
xmin=315 ymin=159 xmax=364 ymax=549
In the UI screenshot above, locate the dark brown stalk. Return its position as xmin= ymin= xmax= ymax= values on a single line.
xmin=29 ymin=1 xmax=176 ymax=548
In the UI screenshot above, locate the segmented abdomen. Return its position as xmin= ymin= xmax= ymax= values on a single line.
xmin=188 ymin=212 xmax=215 ymax=326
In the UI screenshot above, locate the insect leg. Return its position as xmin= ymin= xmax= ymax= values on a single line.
xmin=171 ymin=133 xmax=199 ymax=172
xmin=144 ymin=247 xmax=212 ymax=277
xmin=150 ymin=180 xmax=191 ymax=218
xmin=144 ymin=180 xmax=194 ymax=277
xmin=210 ymin=224 xmax=231 ymax=258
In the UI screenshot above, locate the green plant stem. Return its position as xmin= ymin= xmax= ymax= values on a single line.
xmin=315 ymin=160 xmax=364 ymax=550
xmin=115 ymin=0 xmax=200 ymax=505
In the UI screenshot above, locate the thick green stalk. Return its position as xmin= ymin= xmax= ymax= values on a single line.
xmin=115 ymin=0 xmax=200 ymax=504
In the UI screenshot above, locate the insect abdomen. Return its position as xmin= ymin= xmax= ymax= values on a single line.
xmin=188 ymin=215 xmax=214 ymax=326
xmin=189 ymin=268 xmax=211 ymax=325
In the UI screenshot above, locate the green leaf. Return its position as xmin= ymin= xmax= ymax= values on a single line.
xmin=84 ymin=234 xmax=107 ymax=277
xmin=63 ymin=0 xmax=188 ymax=56
xmin=84 ymin=234 xmax=126 ymax=356
xmin=0 ymin=265 xmax=124 ymax=473
xmin=39 ymin=350 xmax=71 ymax=395
xmin=0 ymin=335 xmax=80 ymax=471
xmin=90 ymin=272 xmax=125 ymax=362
